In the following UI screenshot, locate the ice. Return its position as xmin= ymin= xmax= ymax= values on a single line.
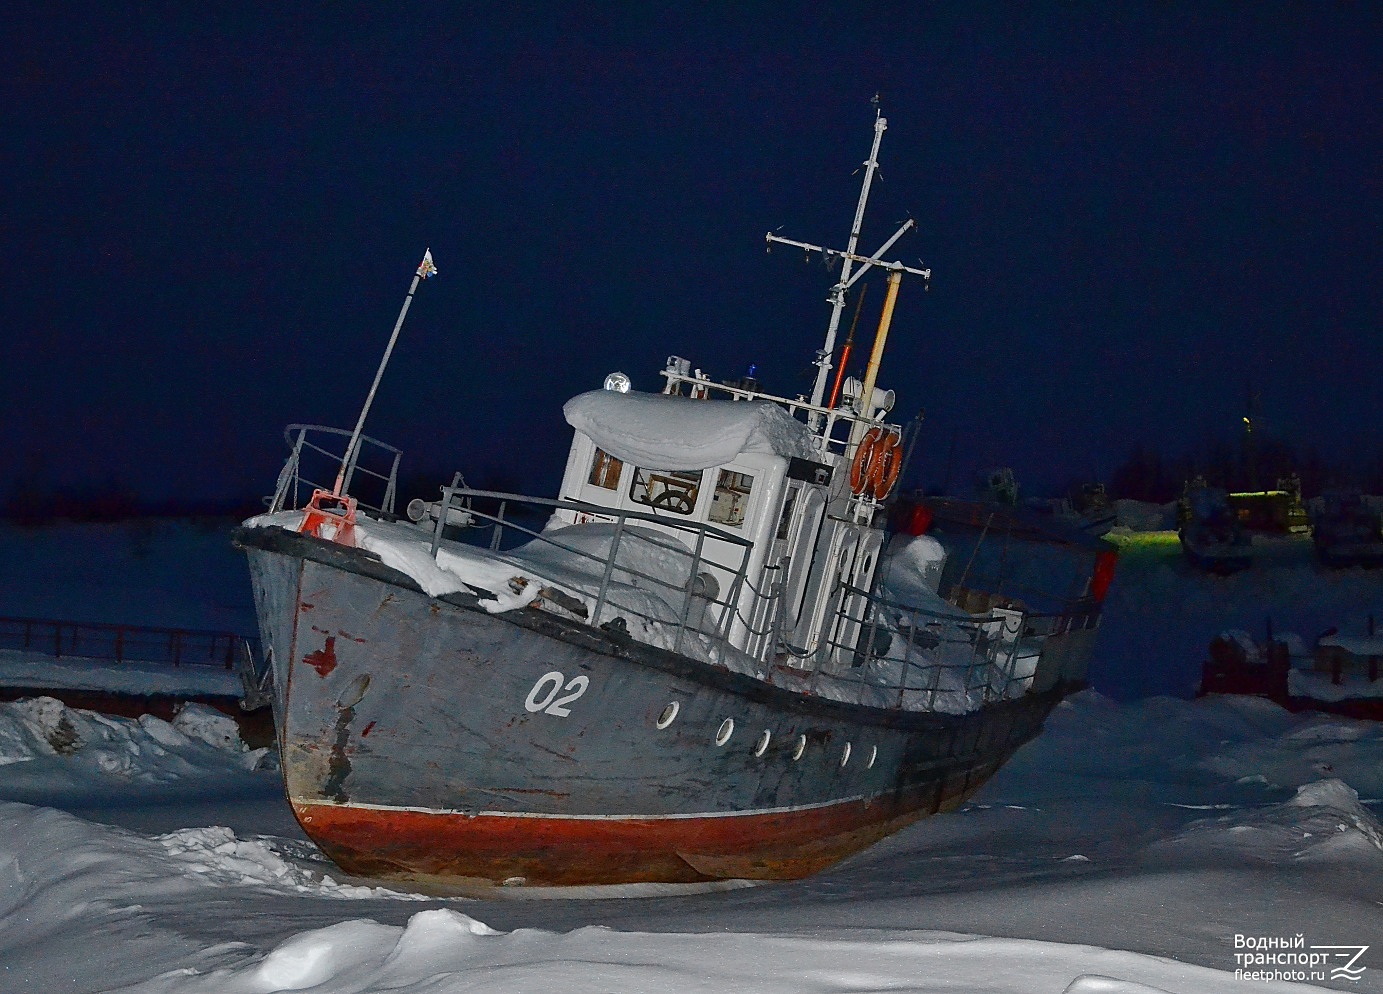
xmin=3 ymin=687 xmax=1382 ymax=991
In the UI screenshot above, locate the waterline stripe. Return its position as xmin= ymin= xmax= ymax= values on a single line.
xmin=293 ymin=793 xmax=873 ymax=821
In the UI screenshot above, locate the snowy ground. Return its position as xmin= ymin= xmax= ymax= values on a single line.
xmin=1 ymin=517 xmax=1381 ymax=992
xmin=1099 ymin=528 xmax=1381 ymax=700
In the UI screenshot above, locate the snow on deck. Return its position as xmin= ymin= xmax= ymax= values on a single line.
xmin=1289 ymin=668 xmax=1383 ymax=701
xmin=1319 ymin=633 xmax=1383 ymax=656
xmin=562 ymin=389 xmax=821 ymax=470
xmin=247 ymin=511 xmax=1005 ymax=713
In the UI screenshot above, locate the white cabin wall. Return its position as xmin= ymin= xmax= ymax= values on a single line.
xmin=554 ymin=436 xmax=790 ymax=653
xmin=778 ymin=485 xmax=828 ymax=638
xmin=787 ymin=514 xmax=855 ymax=653
xmin=558 ymin=431 xmax=633 ymax=525
xmin=705 ymin=454 xmax=786 ymax=651
xmin=551 ymin=431 xmax=595 ymax=526
xmin=558 ymin=431 xmax=590 ymax=497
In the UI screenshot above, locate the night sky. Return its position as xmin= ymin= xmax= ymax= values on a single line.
xmin=3 ymin=4 xmax=1379 ymax=510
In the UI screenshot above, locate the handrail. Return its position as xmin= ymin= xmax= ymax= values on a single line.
xmin=423 ymin=488 xmax=1048 ymax=713
xmin=270 ymin=424 xmax=402 ymax=516
xmin=450 ymin=491 xmax=755 ymax=550
xmin=794 ymin=583 xmax=1052 ymax=709
xmin=428 ymin=486 xmax=754 ymax=658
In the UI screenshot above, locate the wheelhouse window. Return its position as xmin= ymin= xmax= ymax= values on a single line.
xmin=630 ymin=468 xmax=703 ymax=515
xmin=709 ymin=469 xmax=755 ymax=529
xmin=587 ymin=448 xmax=623 ymax=490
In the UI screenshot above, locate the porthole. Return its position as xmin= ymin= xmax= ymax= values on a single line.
xmin=840 ymin=742 xmax=852 ymax=767
xmin=866 ymin=745 xmax=877 ymax=769
xmin=715 ymin=718 xmax=735 ymax=746
xmin=753 ymin=729 xmax=771 ymax=757
xmin=656 ymin=701 xmax=680 ymax=729
xmin=792 ymin=734 xmax=807 ymax=761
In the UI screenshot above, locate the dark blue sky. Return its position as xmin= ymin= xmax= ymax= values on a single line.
xmin=3 ymin=4 xmax=1379 ymax=506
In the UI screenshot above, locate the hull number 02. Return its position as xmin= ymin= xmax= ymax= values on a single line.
xmin=524 ymin=671 xmax=590 ymax=717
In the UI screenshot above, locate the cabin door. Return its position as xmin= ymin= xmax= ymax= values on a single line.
xmin=825 ymin=528 xmax=885 ymax=671
xmin=767 ymin=484 xmax=826 ymax=652
xmin=787 ymin=516 xmax=857 ymax=657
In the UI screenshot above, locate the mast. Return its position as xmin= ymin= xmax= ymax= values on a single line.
xmin=767 ymin=106 xmax=929 ymax=434
xmin=826 ymin=283 xmax=868 ymax=410
xmin=803 ymin=110 xmax=888 ymax=426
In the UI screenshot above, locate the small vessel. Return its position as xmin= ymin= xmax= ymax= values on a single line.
xmin=1026 ymin=482 xmax=1118 ymax=537
xmin=1178 ymin=479 xmax=1252 ymax=574
xmin=234 ymin=112 xmax=1115 ymax=887
xmin=1312 ymin=489 xmax=1383 ymax=568
xmin=1225 ymin=477 xmax=1310 ymax=535
xmin=1200 ymin=621 xmax=1383 ymax=721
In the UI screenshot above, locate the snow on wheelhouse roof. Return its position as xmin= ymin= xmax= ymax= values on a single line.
xmin=562 ymin=389 xmax=822 ymax=471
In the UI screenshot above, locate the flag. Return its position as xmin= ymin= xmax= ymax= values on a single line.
xmin=417 ymin=249 xmax=438 ymax=279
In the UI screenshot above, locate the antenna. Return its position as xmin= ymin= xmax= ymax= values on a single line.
xmin=333 ymin=249 xmax=438 ymax=496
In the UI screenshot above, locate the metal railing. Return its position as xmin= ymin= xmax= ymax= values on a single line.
xmin=421 ymin=489 xmax=1049 ymax=713
xmin=269 ymin=424 xmax=402 ymax=517
xmin=768 ymin=585 xmax=1056 ymax=712
xmin=417 ymin=486 xmax=1056 ymax=713
xmin=427 ymin=487 xmax=757 ymax=657
xmin=0 ymin=616 xmax=258 ymax=671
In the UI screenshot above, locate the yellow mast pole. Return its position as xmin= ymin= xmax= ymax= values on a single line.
xmin=850 ymin=269 xmax=902 ymax=446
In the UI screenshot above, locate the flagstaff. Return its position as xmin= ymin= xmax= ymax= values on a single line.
xmin=333 ymin=249 xmax=438 ymax=496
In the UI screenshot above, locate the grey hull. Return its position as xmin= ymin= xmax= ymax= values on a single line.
xmin=237 ymin=525 xmax=1073 ymax=885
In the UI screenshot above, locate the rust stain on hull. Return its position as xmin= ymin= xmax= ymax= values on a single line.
xmin=303 ymin=635 xmax=338 ymax=677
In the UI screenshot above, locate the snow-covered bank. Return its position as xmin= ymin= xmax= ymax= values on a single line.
xmin=1 ymin=692 xmax=1380 ymax=992
xmin=0 ymin=696 xmax=267 ymax=772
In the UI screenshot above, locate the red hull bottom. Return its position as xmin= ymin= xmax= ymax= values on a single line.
xmin=293 ymin=761 xmax=1003 ymax=887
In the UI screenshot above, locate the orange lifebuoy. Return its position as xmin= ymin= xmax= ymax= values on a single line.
xmin=849 ymin=427 xmax=884 ymax=496
xmin=868 ymin=430 xmax=903 ymax=500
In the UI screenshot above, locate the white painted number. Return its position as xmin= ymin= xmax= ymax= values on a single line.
xmin=524 ymin=672 xmax=563 ymax=712
xmin=546 ymin=675 xmax=589 ymax=717
xmin=524 ymin=671 xmax=590 ymax=717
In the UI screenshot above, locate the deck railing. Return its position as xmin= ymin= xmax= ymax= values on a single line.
xmin=418 ymin=487 xmax=1057 ymax=713
xmin=789 ymin=587 xmax=1059 ymax=711
xmin=269 ymin=424 xmax=402 ymax=517
xmin=428 ymin=486 xmax=756 ymax=658
xmin=417 ymin=484 xmax=1068 ymax=713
